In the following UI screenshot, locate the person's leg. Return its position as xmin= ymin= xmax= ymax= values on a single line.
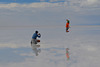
xmin=31 ymin=39 xmax=34 ymax=46
xmin=31 ymin=39 xmax=37 ymax=44
xmin=33 ymin=39 xmax=37 ymax=44
xmin=66 ymin=27 xmax=68 ymax=32
xmin=31 ymin=40 xmax=32 ymax=46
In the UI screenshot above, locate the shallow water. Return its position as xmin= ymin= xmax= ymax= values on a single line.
xmin=0 ymin=25 xmax=100 ymax=67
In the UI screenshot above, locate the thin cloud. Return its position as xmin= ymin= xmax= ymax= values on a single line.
xmin=0 ymin=1 xmax=99 ymax=11
xmin=0 ymin=2 xmax=99 ymax=15
xmin=80 ymin=0 xmax=100 ymax=7
xmin=0 ymin=2 xmax=63 ymax=9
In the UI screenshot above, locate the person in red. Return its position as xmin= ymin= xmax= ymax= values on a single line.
xmin=66 ymin=19 xmax=70 ymax=32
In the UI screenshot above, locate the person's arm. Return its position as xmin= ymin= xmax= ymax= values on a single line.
xmin=38 ymin=33 xmax=41 ymax=38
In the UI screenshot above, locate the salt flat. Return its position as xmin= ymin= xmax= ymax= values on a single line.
xmin=0 ymin=25 xmax=100 ymax=67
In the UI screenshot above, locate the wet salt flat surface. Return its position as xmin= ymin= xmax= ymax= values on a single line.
xmin=0 ymin=26 xmax=100 ymax=67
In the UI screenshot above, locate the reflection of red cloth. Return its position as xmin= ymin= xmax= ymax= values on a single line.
xmin=66 ymin=48 xmax=69 ymax=59
xmin=66 ymin=53 xmax=69 ymax=59
xmin=66 ymin=23 xmax=69 ymax=28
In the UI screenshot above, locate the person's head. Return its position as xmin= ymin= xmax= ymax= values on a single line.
xmin=66 ymin=19 xmax=69 ymax=23
xmin=35 ymin=31 xmax=38 ymax=34
xmin=66 ymin=19 xmax=68 ymax=21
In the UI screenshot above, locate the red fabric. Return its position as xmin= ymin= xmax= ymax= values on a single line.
xmin=66 ymin=23 xmax=69 ymax=27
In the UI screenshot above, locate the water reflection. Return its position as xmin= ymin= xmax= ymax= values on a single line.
xmin=31 ymin=43 xmax=41 ymax=56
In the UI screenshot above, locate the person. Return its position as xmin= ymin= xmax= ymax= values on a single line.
xmin=31 ymin=31 xmax=41 ymax=45
xmin=31 ymin=31 xmax=41 ymax=56
xmin=66 ymin=19 xmax=70 ymax=32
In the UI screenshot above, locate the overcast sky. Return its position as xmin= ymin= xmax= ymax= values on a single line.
xmin=0 ymin=0 xmax=100 ymax=26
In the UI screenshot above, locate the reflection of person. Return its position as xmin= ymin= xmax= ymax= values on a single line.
xmin=31 ymin=31 xmax=41 ymax=45
xmin=31 ymin=31 xmax=41 ymax=56
xmin=66 ymin=48 xmax=69 ymax=60
xmin=66 ymin=19 xmax=70 ymax=32
xmin=32 ymin=47 xmax=41 ymax=56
